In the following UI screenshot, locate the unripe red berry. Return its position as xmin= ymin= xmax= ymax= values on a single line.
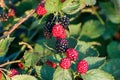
xmin=59 ymin=58 xmax=71 ymax=69
xmin=36 ymin=5 xmax=47 ymax=16
xmin=66 ymin=48 xmax=78 ymax=61
xmin=8 ymin=69 xmax=18 ymax=77
xmin=18 ymin=62 xmax=24 ymax=69
xmin=7 ymin=9 xmax=15 ymax=17
xmin=77 ymin=60 xmax=88 ymax=74
xmin=0 ymin=71 xmax=2 ymax=80
xmin=52 ymin=24 xmax=66 ymax=38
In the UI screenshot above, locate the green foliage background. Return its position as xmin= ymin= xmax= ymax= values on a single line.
xmin=0 ymin=0 xmax=120 ymax=80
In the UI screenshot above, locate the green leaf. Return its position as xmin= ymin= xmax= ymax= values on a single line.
xmin=84 ymin=57 xmax=106 ymax=69
xmin=100 ymin=2 xmax=120 ymax=24
xmin=15 ymin=1 xmax=33 ymax=16
xmin=82 ymin=69 xmax=114 ymax=80
xmin=67 ymin=38 xmax=77 ymax=48
xmin=80 ymin=20 xmax=105 ymax=39
xmin=69 ymin=23 xmax=81 ymax=37
xmin=61 ymin=0 xmax=72 ymax=9
xmin=11 ymin=75 xmax=37 ymax=80
xmin=48 ymin=54 xmax=62 ymax=63
xmin=24 ymin=51 xmax=40 ymax=67
xmin=101 ymin=59 xmax=120 ymax=80
xmin=75 ymin=41 xmax=99 ymax=60
xmin=53 ymin=67 xmax=73 ymax=80
xmin=35 ymin=65 xmax=55 ymax=80
xmin=80 ymin=0 xmax=96 ymax=6
xmin=62 ymin=0 xmax=80 ymax=14
xmin=102 ymin=22 xmax=118 ymax=40
xmin=45 ymin=0 xmax=61 ymax=13
xmin=30 ymin=15 xmax=48 ymax=30
xmin=30 ymin=19 xmax=45 ymax=30
xmin=0 ymin=37 xmax=14 ymax=57
xmin=107 ymin=41 xmax=120 ymax=59
xmin=46 ymin=37 xmax=56 ymax=50
xmin=34 ymin=39 xmax=53 ymax=55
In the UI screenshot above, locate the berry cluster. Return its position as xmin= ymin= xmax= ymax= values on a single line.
xmin=59 ymin=56 xmax=88 ymax=74
xmin=42 ymin=13 xmax=88 ymax=74
xmin=43 ymin=15 xmax=70 ymax=52
xmin=40 ymin=1 xmax=88 ymax=73
xmin=59 ymin=48 xmax=78 ymax=69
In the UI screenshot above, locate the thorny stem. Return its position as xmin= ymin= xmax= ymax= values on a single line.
xmin=0 ymin=60 xmax=21 ymax=67
xmin=0 ymin=9 xmax=35 ymax=39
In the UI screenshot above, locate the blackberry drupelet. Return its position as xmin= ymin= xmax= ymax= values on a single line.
xmin=55 ymin=38 xmax=68 ymax=53
xmin=43 ymin=13 xmax=56 ymax=39
xmin=58 ymin=16 xmax=70 ymax=29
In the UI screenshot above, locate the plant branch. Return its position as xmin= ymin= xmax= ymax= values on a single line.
xmin=0 ymin=60 xmax=21 ymax=67
xmin=1 ymin=9 xmax=35 ymax=39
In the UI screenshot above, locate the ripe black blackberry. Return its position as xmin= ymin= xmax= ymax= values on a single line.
xmin=43 ymin=13 xmax=56 ymax=39
xmin=55 ymin=38 xmax=68 ymax=53
xmin=58 ymin=16 xmax=70 ymax=29
xmin=43 ymin=27 xmax=52 ymax=39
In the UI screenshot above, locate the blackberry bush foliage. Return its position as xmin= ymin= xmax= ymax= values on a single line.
xmin=0 ymin=0 xmax=119 ymax=80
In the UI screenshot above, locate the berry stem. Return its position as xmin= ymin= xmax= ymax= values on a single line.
xmin=59 ymin=11 xmax=64 ymax=17
xmin=0 ymin=9 xmax=35 ymax=39
xmin=19 ymin=41 xmax=33 ymax=52
xmin=0 ymin=60 xmax=21 ymax=68
xmin=91 ymin=5 xmax=105 ymax=25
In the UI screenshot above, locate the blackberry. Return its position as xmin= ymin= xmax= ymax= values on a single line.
xmin=43 ymin=27 xmax=52 ymax=39
xmin=58 ymin=16 xmax=70 ymax=29
xmin=55 ymin=38 xmax=68 ymax=53
xmin=43 ymin=13 xmax=56 ymax=39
